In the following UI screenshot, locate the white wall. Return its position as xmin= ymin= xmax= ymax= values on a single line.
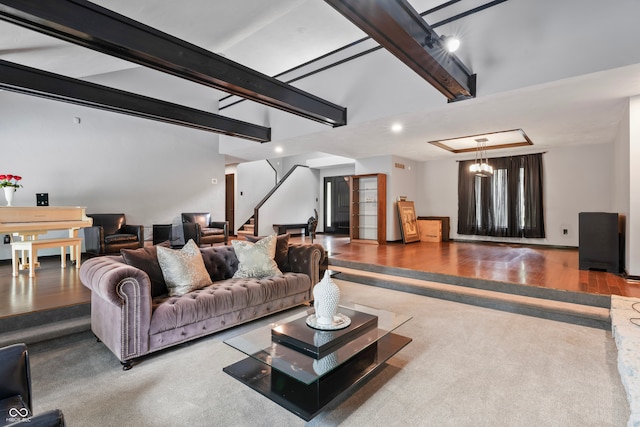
xmin=388 ymin=156 xmax=420 ymax=242
xmin=353 ymin=155 xmax=422 ymax=242
xmin=235 ymin=160 xmax=277 ymax=233
xmin=0 ymin=91 xmax=226 ymax=259
xmin=416 ymin=144 xmax=614 ymax=247
xmin=415 ymin=159 xmax=458 ymax=224
xmin=629 ymin=96 xmax=640 ymax=276
xmin=257 ymin=166 xmax=320 ymax=236
xmin=612 ymin=102 xmax=632 ymax=274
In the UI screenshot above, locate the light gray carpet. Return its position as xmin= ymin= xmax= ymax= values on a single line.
xmin=27 ymin=280 xmax=628 ymax=426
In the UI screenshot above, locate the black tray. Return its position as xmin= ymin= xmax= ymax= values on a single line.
xmin=271 ymin=307 xmax=378 ymax=359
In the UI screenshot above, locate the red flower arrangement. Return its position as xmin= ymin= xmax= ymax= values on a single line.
xmin=0 ymin=174 xmax=23 ymax=190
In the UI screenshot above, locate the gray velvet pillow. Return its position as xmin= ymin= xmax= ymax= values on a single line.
xmin=157 ymin=240 xmax=212 ymax=296
xmin=231 ymin=234 xmax=282 ymax=279
xmin=121 ymin=246 xmax=168 ymax=297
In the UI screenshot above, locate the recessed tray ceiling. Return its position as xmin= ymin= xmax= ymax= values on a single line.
xmin=427 ymin=129 xmax=533 ymax=153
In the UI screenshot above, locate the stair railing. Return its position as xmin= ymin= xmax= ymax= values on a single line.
xmin=252 ymin=164 xmax=309 ymax=236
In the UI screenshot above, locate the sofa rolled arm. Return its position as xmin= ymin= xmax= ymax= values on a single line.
xmin=80 ymin=256 xmax=151 ymax=305
xmin=79 ymin=257 xmax=152 ymax=360
xmin=287 ymin=243 xmax=326 ymax=284
xmin=121 ymin=224 xmax=145 ymax=248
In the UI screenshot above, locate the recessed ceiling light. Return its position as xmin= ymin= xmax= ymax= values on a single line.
xmin=275 ymin=146 xmax=283 ymax=153
xmin=391 ymin=123 xmax=403 ymax=133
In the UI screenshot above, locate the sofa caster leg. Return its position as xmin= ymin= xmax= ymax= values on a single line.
xmin=121 ymin=360 xmax=132 ymax=371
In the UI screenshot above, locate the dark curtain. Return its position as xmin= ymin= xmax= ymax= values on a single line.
xmin=457 ymin=153 xmax=545 ymax=238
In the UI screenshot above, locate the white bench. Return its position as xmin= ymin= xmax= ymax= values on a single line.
xmin=11 ymin=237 xmax=82 ymax=277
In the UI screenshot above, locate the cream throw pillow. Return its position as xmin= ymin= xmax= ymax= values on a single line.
xmin=157 ymin=239 xmax=211 ymax=296
xmin=232 ymin=234 xmax=282 ymax=278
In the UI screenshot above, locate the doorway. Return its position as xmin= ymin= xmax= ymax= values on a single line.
xmin=225 ymin=174 xmax=235 ymax=235
xmin=324 ymin=176 xmax=350 ymax=235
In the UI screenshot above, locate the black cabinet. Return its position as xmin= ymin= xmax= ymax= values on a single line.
xmin=152 ymin=224 xmax=172 ymax=245
xmin=578 ymin=212 xmax=624 ymax=273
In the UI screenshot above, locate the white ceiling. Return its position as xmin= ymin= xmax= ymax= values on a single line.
xmin=1 ymin=0 xmax=640 ymax=163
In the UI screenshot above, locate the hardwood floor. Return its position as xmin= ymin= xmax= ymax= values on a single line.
xmin=1 ymin=235 xmax=639 ymax=319
xmin=0 ymin=258 xmax=91 ymax=318
xmin=318 ymin=235 xmax=640 ymax=297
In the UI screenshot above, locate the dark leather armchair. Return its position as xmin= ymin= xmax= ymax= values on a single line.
xmin=0 ymin=343 xmax=65 ymax=426
xmin=182 ymin=212 xmax=228 ymax=246
xmin=85 ymin=213 xmax=144 ymax=255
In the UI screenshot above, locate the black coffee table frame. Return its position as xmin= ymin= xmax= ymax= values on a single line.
xmin=223 ymin=304 xmax=411 ymax=420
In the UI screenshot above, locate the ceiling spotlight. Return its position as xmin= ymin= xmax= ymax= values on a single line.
xmin=274 ymin=146 xmax=283 ymax=153
xmin=391 ymin=123 xmax=403 ymax=133
xmin=424 ymin=34 xmax=460 ymax=53
xmin=441 ymin=35 xmax=460 ymax=53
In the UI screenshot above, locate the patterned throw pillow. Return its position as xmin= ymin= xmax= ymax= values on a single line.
xmin=244 ymin=233 xmax=290 ymax=270
xmin=232 ymin=234 xmax=283 ymax=278
xmin=157 ymin=239 xmax=211 ymax=296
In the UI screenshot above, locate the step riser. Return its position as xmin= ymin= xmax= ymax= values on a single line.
xmin=0 ymin=303 xmax=91 ymax=346
xmin=337 ymin=271 xmax=610 ymax=330
xmin=0 ymin=316 xmax=91 ymax=347
xmin=329 ymin=258 xmax=610 ymax=308
xmin=0 ymin=303 xmax=90 ymax=333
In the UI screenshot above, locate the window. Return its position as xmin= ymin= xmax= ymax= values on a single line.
xmin=326 ymin=181 xmax=332 ymax=228
xmin=458 ymin=153 xmax=545 ymax=238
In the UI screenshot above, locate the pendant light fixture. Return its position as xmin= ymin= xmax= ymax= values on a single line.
xmin=469 ymin=138 xmax=493 ymax=177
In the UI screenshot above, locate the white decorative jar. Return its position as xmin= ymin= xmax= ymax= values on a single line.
xmin=313 ymin=270 xmax=340 ymax=326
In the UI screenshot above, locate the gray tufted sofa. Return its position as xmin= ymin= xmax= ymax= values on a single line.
xmin=79 ymin=242 xmax=325 ymax=369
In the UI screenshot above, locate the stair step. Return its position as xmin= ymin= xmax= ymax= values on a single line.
xmin=330 ymin=264 xmax=611 ymax=329
xmin=0 ymin=315 xmax=91 ymax=347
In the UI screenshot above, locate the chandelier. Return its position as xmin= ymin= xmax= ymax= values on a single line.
xmin=469 ymin=138 xmax=493 ymax=177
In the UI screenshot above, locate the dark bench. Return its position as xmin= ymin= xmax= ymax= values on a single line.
xmin=273 ymin=223 xmax=309 ymax=236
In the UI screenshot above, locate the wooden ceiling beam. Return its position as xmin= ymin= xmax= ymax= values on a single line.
xmin=325 ymin=0 xmax=476 ymax=102
xmin=0 ymin=60 xmax=271 ymax=143
xmin=0 ymin=0 xmax=347 ymax=127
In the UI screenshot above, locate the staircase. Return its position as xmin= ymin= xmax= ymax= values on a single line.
xmin=236 ymin=217 xmax=255 ymax=239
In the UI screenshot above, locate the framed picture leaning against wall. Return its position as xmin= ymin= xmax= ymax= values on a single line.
xmin=397 ymin=201 xmax=419 ymax=243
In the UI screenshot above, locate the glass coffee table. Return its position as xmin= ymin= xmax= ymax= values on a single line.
xmin=223 ymin=302 xmax=412 ymax=420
